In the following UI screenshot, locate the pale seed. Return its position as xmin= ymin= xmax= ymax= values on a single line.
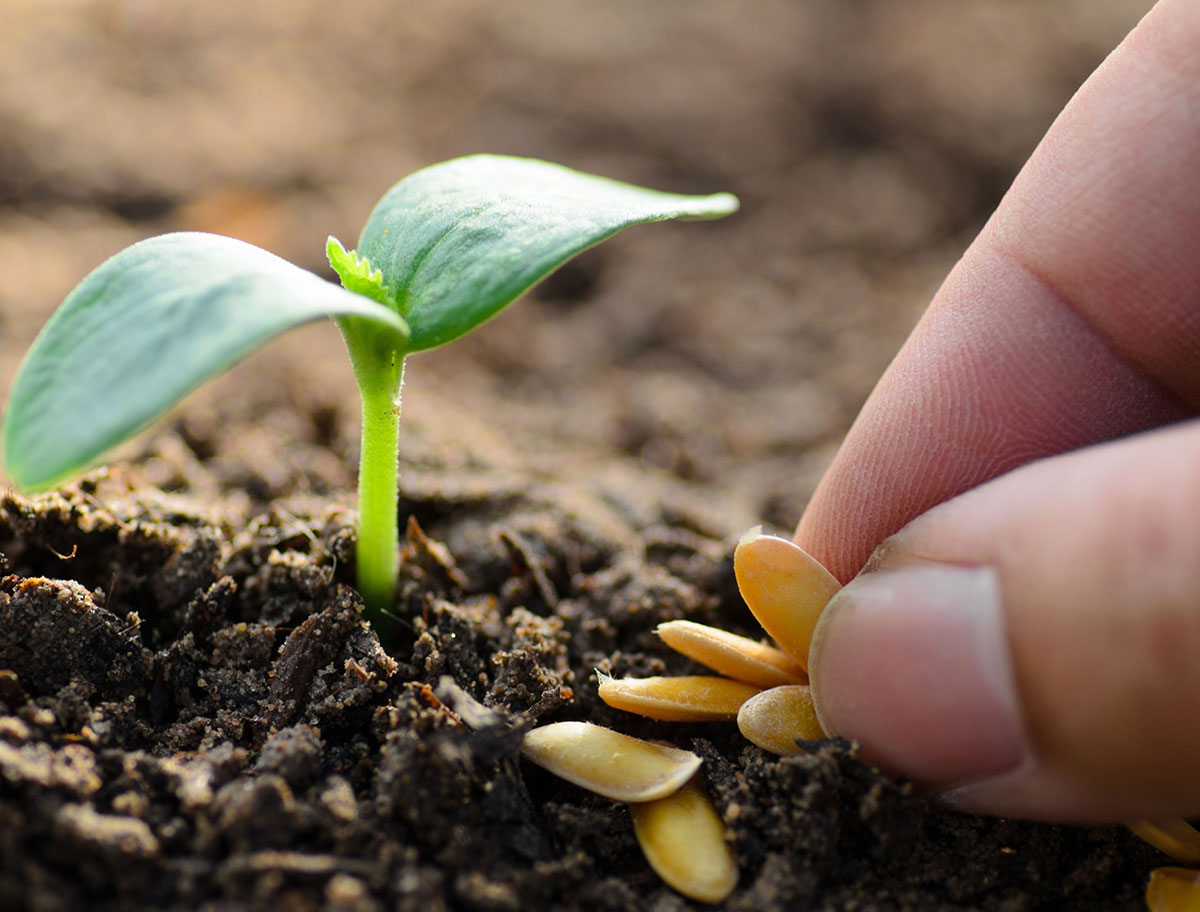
xmin=1129 ymin=819 xmax=1200 ymax=865
xmin=631 ymin=778 xmax=738 ymax=904
xmin=733 ymin=530 xmax=841 ymax=670
xmin=1146 ymin=867 xmax=1200 ymax=912
xmin=598 ymin=673 xmax=761 ymax=722
xmin=656 ymin=619 xmax=808 ymax=688
xmin=521 ymin=721 xmax=700 ymax=802
xmin=736 ymin=685 xmax=825 ymax=755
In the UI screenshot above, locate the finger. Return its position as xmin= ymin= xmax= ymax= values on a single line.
xmin=808 ymin=418 xmax=1200 ymax=822
xmin=797 ymin=0 xmax=1200 ymax=582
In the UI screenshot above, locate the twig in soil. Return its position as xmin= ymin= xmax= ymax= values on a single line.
xmin=274 ymin=506 xmax=335 ymax=577
xmin=433 ymin=676 xmax=507 ymax=732
xmin=45 ymin=542 xmax=77 ymax=561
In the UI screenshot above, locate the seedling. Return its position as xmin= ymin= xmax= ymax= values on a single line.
xmin=0 ymin=155 xmax=737 ymax=624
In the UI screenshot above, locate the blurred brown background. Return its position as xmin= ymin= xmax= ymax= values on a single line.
xmin=0 ymin=0 xmax=1155 ymax=533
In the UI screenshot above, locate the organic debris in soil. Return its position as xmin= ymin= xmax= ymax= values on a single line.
xmin=0 ymin=472 xmax=1164 ymax=911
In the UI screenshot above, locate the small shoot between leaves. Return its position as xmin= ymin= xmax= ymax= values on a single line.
xmin=0 ymin=155 xmax=737 ymax=627
xmin=326 ymin=238 xmax=395 ymax=308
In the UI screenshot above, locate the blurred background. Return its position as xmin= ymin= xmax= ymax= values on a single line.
xmin=0 ymin=0 xmax=1155 ymax=534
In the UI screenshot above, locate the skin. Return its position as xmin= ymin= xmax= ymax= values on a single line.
xmin=796 ymin=0 xmax=1200 ymax=821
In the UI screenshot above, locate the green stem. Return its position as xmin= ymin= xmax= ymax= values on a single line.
xmin=340 ymin=319 xmax=406 ymax=624
xmin=357 ymin=358 xmax=404 ymax=618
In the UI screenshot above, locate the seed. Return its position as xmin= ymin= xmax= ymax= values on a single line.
xmin=1146 ymin=867 xmax=1200 ymax=912
xmin=1129 ymin=820 xmax=1200 ymax=865
xmin=631 ymin=778 xmax=738 ymax=904
xmin=733 ymin=530 xmax=841 ymax=670
xmin=656 ymin=619 xmax=808 ymax=688
xmin=521 ymin=721 xmax=701 ymax=802
xmin=598 ymin=673 xmax=761 ymax=722
xmin=736 ymin=685 xmax=825 ymax=756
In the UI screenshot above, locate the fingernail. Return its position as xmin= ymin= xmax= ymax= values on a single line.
xmin=809 ymin=565 xmax=1028 ymax=787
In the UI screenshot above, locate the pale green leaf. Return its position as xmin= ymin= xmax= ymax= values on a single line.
xmin=356 ymin=155 xmax=738 ymax=353
xmin=2 ymin=232 xmax=409 ymax=491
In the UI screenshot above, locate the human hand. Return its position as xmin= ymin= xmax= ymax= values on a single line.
xmin=796 ymin=0 xmax=1200 ymax=822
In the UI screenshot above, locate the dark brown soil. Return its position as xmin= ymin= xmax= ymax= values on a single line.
xmin=0 ymin=471 xmax=1163 ymax=912
xmin=0 ymin=1 xmax=1168 ymax=909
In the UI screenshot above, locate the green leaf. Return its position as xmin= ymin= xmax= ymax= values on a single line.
xmin=2 ymin=232 xmax=410 ymax=492
xmin=356 ymin=154 xmax=738 ymax=353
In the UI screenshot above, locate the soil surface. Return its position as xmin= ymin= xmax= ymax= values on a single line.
xmin=0 ymin=1 xmax=1169 ymax=909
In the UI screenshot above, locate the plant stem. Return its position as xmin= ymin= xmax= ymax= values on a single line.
xmin=356 ymin=356 xmax=404 ymax=618
xmin=341 ymin=320 xmax=406 ymax=624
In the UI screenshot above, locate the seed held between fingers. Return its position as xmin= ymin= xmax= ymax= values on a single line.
xmin=1145 ymin=867 xmax=1200 ymax=912
xmin=1129 ymin=820 xmax=1200 ymax=866
xmin=656 ymin=619 xmax=808 ymax=688
xmin=733 ymin=529 xmax=841 ymax=670
xmin=521 ymin=721 xmax=701 ymax=802
xmin=598 ymin=673 xmax=761 ymax=722
xmin=631 ymin=778 xmax=738 ymax=904
xmin=736 ymin=684 xmax=825 ymax=756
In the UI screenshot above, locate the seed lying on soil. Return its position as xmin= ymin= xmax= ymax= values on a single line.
xmin=1145 ymin=867 xmax=1200 ymax=912
xmin=736 ymin=684 xmax=825 ymax=756
xmin=733 ymin=530 xmax=841 ymax=670
xmin=598 ymin=673 xmax=761 ymax=722
xmin=656 ymin=619 xmax=808 ymax=688
xmin=521 ymin=721 xmax=701 ymax=802
xmin=630 ymin=778 xmax=738 ymax=904
xmin=1129 ymin=820 xmax=1200 ymax=866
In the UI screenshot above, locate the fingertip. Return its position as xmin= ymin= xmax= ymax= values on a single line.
xmin=809 ymin=564 xmax=1028 ymax=787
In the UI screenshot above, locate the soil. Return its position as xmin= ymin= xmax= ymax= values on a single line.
xmin=0 ymin=1 xmax=1168 ymax=909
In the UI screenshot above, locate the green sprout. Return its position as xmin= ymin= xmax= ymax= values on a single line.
xmin=0 ymin=155 xmax=738 ymax=625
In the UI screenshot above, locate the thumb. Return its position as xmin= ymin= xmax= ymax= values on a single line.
xmin=807 ymin=418 xmax=1200 ymax=823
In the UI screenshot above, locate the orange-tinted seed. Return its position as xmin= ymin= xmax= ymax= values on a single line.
xmin=1129 ymin=820 xmax=1200 ymax=866
xmin=736 ymin=685 xmax=825 ymax=756
xmin=598 ymin=674 xmax=761 ymax=722
xmin=733 ymin=530 xmax=840 ymax=670
xmin=631 ymin=778 xmax=738 ymax=904
xmin=656 ymin=620 xmax=807 ymax=688
xmin=521 ymin=721 xmax=701 ymax=802
xmin=1146 ymin=867 xmax=1200 ymax=912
